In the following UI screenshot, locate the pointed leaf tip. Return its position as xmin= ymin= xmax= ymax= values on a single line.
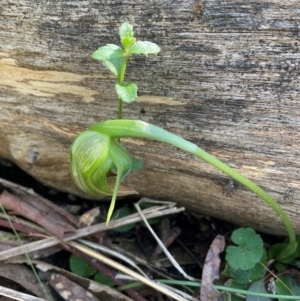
xmin=119 ymin=22 xmax=134 ymax=39
xmin=119 ymin=22 xmax=136 ymax=47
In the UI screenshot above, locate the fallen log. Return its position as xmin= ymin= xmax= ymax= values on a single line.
xmin=0 ymin=0 xmax=299 ymax=235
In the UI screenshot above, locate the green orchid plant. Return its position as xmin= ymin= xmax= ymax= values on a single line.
xmin=70 ymin=22 xmax=297 ymax=261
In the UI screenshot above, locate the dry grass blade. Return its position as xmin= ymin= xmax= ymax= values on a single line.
xmin=0 ymin=206 xmax=185 ymax=261
xmin=0 ymin=284 xmax=47 ymax=301
xmin=134 ymin=200 xmax=195 ymax=281
xmin=78 ymin=239 xmax=148 ymax=278
xmin=104 ymin=241 xmax=184 ymax=282
xmin=115 ymin=275 xmax=199 ymax=301
xmin=158 ymin=283 xmax=199 ymax=301
xmin=69 ymin=241 xmax=189 ymax=301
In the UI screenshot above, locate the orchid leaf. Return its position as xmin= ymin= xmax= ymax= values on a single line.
xmin=103 ymin=57 xmax=124 ymax=78
xmin=119 ymin=22 xmax=136 ymax=48
xmin=92 ymin=44 xmax=124 ymax=77
xmin=92 ymin=44 xmax=124 ymax=61
xmin=115 ymin=82 xmax=138 ymax=103
xmin=129 ymin=41 xmax=160 ymax=56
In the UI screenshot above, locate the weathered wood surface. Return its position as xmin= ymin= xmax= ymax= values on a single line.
xmin=1 ymin=0 xmax=300 ymax=235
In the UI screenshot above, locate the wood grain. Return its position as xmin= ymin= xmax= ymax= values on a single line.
xmin=0 ymin=0 xmax=299 ymax=234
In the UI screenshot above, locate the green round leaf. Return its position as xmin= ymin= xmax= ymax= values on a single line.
xmin=94 ymin=272 xmax=115 ymax=287
xmin=225 ymin=228 xmax=264 ymax=270
xmin=223 ymin=249 xmax=267 ymax=285
xmin=115 ymin=82 xmax=138 ymax=103
xmin=276 ymin=275 xmax=300 ymax=301
xmin=69 ymin=254 xmax=97 ymax=278
xmin=246 ymin=280 xmax=270 ymax=301
xmin=111 ymin=206 xmax=135 ymax=232
xmin=129 ymin=41 xmax=161 ymax=56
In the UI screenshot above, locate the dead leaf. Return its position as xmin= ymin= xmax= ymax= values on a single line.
xmin=200 ymin=234 xmax=225 ymax=301
xmin=0 ymin=177 xmax=78 ymax=226
xmin=0 ymin=263 xmax=55 ymax=301
xmin=0 ymin=190 xmax=76 ymax=238
xmin=36 ymin=262 xmax=134 ymax=301
xmin=77 ymin=207 xmax=100 ymax=228
xmin=49 ymin=273 xmax=99 ymax=301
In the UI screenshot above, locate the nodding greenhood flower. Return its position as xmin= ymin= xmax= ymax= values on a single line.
xmin=70 ymin=129 xmax=143 ymax=223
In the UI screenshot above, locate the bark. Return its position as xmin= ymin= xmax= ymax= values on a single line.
xmin=0 ymin=0 xmax=299 ymax=235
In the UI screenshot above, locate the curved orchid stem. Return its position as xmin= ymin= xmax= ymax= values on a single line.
xmin=89 ymin=119 xmax=297 ymax=258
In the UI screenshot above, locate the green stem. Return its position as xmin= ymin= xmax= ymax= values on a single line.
xmin=117 ymin=279 xmax=300 ymax=299
xmin=90 ymin=119 xmax=297 ymax=255
xmin=118 ymin=100 xmax=123 ymax=120
xmin=117 ymin=47 xmax=130 ymax=120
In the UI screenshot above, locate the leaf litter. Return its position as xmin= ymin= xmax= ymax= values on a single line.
xmin=0 ymin=158 xmax=299 ymax=301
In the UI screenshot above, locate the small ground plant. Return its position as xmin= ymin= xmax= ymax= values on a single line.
xmin=70 ymin=22 xmax=300 ymax=292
